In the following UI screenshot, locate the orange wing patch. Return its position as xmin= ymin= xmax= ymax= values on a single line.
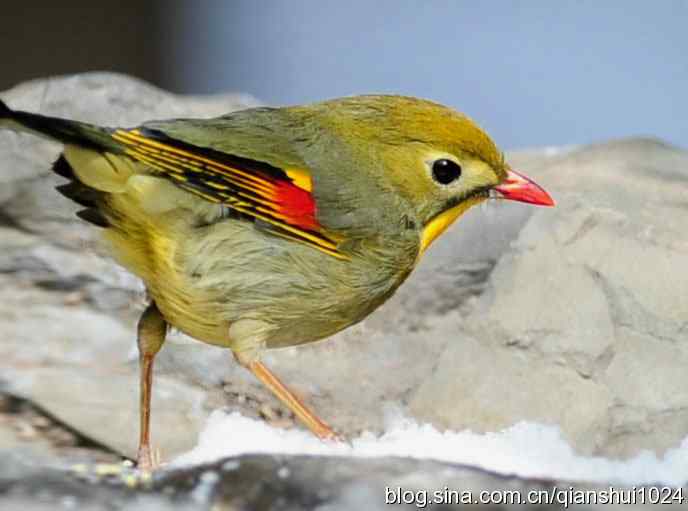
xmin=111 ymin=128 xmax=347 ymax=260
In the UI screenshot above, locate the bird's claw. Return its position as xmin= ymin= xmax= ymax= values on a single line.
xmin=137 ymin=444 xmax=162 ymax=473
xmin=315 ymin=427 xmax=348 ymax=445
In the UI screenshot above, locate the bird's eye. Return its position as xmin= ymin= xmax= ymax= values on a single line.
xmin=432 ymin=159 xmax=462 ymax=185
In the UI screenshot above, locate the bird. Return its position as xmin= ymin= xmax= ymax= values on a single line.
xmin=0 ymin=94 xmax=553 ymax=470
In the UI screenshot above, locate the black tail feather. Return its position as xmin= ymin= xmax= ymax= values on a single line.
xmin=53 ymin=156 xmax=108 ymax=225
xmin=55 ymin=182 xmax=100 ymax=208
xmin=52 ymin=154 xmax=75 ymax=179
xmin=2 ymin=100 xmax=114 ymax=230
xmin=0 ymin=99 xmax=121 ymax=152
xmin=0 ymin=99 xmax=10 ymax=118
xmin=76 ymin=208 xmax=110 ymax=228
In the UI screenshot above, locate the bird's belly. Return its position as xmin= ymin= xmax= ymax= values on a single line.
xmin=179 ymin=220 xmax=416 ymax=351
xmin=104 ymin=206 xmax=416 ymax=352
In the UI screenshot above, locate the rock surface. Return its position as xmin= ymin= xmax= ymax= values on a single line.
xmin=0 ymin=73 xmax=686 ymax=476
xmin=5 ymin=450 xmax=672 ymax=511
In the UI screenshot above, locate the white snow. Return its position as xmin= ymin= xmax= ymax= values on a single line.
xmin=172 ymin=410 xmax=688 ymax=486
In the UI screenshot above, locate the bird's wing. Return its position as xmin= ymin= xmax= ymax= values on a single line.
xmin=110 ymin=125 xmax=347 ymax=260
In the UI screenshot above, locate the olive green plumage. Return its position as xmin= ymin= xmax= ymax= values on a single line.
xmin=0 ymin=95 xmax=510 ymax=359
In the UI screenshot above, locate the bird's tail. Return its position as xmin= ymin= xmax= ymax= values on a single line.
xmin=0 ymin=99 xmax=10 ymax=118
xmin=0 ymin=98 xmax=141 ymax=228
xmin=0 ymin=99 xmax=24 ymax=133
xmin=0 ymin=98 xmax=122 ymax=153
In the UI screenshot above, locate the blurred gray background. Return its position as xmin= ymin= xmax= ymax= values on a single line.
xmin=3 ymin=0 xmax=686 ymax=149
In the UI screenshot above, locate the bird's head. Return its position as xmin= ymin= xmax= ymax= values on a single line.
xmin=305 ymin=95 xmax=554 ymax=253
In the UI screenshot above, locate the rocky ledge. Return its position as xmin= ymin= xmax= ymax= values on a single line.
xmin=4 ymin=450 xmax=674 ymax=511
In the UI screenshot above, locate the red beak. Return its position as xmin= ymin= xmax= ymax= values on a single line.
xmin=493 ymin=169 xmax=555 ymax=207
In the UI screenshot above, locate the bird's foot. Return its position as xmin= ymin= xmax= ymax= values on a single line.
xmin=312 ymin=422 xmax=347 ymax=444
xmin=137 ymin=443 xmax=162 ymax=473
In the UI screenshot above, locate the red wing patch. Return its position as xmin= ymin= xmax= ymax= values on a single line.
xmin=111 ymin=128 xmax=346 ymax=259
xmin=272 ymin=180 xmax=318 ymax=231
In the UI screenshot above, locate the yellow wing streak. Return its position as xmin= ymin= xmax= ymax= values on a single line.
xmin=126 ymin=139 xmax=278 ymax=197
xmin=113 ymin=130 xmax=277 ymax=192
xmin=124 ymin=146 xmax=302 ymax=213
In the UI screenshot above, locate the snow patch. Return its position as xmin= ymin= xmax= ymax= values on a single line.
xmin=173 ymin=410 xmax=688 ymax=486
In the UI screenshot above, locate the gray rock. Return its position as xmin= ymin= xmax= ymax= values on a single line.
xmin=9 ymin=368 xmax=208 ymax=460
xmin=1 ymin=451 xmax=676 ymax=511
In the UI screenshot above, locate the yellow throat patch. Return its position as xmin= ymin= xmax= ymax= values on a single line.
xmin=419 ymin=196 xmax=487 ymax=255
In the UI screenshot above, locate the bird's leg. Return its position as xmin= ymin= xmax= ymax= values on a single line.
xmin=136 ymin=302 xmax=167 ymax=471
xmin=234 ymin=352 xmax=341 ymax=441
